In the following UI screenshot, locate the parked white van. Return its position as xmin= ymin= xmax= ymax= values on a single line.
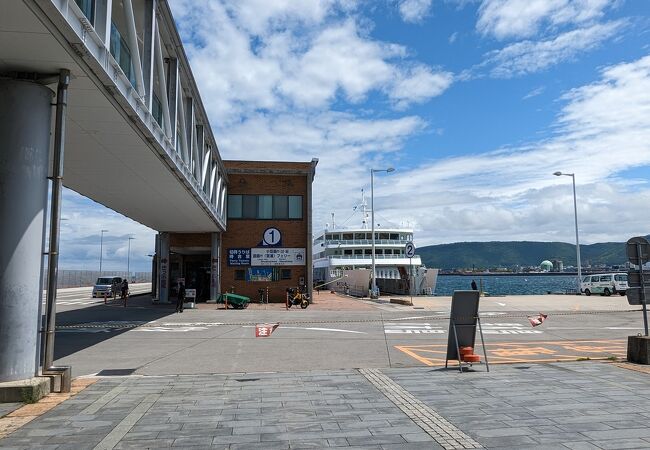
xmin=580 ymin=273 xmax=628 ymax=296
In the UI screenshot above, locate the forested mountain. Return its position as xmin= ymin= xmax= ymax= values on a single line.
xmin=417 ymin=238 xmax=645 ymax=270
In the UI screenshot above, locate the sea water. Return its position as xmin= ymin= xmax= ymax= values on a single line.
xmin=436 ymin=275 xmax=578 ymax=296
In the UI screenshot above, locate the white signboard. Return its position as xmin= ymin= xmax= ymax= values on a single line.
xmin=251 ymin=248 xmax=306 ymax=266
xmin=185 ymin=289 xmax=196 ymax=298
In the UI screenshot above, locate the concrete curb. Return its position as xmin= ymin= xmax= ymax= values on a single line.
xmin=0 ymin=377 xmax=50 ymax=404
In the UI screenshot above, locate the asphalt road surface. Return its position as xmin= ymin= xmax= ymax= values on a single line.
xmin=44 ymin=283 xmax=152 ymax=308
xmin=51 ymin=293 xmax=644 ymax=378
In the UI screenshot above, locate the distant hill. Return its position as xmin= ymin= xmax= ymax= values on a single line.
xmin=417 ymin=238 xmax=648 ymax=270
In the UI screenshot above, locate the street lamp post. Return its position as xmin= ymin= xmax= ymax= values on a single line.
xmin=127 ymin=236 xmax=135 ymax=280
xmin=99 ymin=229 xmax=108 ymax=273
xmin=370 ymin=167 xmax=395 ymax=299
xmin=553 ymin=172 xmax=582 ymax=292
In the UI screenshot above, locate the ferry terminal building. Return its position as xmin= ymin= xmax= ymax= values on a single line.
xmin=153 ymin=159 xmax=318 ymax=304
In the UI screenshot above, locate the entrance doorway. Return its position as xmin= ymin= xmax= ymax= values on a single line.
xmin=184 ymin=258 xmax=210 ymax=301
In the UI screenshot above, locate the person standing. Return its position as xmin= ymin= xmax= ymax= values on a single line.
xmin=176 ymin=282 xmax=186 ymax=313
xmin=471 ymin=279 xmax=478 ymax=291
xmin=121 ymin=278 xmax=129 ymax=299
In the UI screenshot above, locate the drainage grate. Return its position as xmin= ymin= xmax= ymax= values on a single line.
xmin=235 ymin=378 xmax=260 ymax=382
xmin=96 ymin=369 xmax=136 ymax=376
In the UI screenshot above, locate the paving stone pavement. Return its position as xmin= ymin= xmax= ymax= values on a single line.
xmin=0 ymin=403 xmax=22 ymax=419
xmin=0 ymin=362 xmax=649 ymax=449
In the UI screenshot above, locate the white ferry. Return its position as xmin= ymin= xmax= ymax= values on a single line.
xmin=312 ymin=191 xmax=437 ymax=296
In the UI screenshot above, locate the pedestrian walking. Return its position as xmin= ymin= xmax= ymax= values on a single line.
xmin=121 ymin=278 xmax=129 ymax=299
xmin=471 ymin=280 xmax=478 ymax=291
xmin=176 ymin=282 xmax=186 ymax=313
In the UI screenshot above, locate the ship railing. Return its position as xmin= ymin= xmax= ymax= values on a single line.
xmin=327 ymin=255 xmax=420 ymax=260
xmin=321 ymin=239 xmax=409 ymax=246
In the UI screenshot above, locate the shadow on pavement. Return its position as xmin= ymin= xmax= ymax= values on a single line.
xmin=52 ymin=294 xmax=176 ymax=360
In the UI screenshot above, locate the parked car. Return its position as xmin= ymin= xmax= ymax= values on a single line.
xmin=580 ymin=273 xmax=627 ymax=296
xmin=92 ymin=276 xmax=123 ymax=298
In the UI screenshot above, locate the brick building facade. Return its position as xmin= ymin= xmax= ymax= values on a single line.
xmin=221 ymin=160 xmax=318 ymax=302
xmin=154 ymin=159 xmax=317 ymax=305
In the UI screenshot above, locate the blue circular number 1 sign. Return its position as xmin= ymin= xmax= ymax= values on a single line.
xmin=263 ymin=227 xmax=281 ymax=246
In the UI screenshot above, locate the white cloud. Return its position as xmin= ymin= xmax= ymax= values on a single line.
xmin=483 ymin=20 xmax=624 ymax=78
xmin=448 ymin=31 xmax=459 ymax=43
xmin=388 ymin=65 xmax=454 ymax=108
xmin=477 ymin=0 xmax=614 ymax=40
xmin=376 ymin=55 xmax=650 ymax=245
xmin=398 ymin=0 xmax=433 ymax=23
xmin=59 ymin=190 xmax=156 ymax=272
xmin=170 ymin=0 xmax=452 ymax=124
xmin=278 ymin=20 xmax=404 ymax=107
xmin=523 ymin=86 xmax=545 ymax=99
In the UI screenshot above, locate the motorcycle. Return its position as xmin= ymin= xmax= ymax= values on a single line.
xmin=286 ymin=287 xmax=309 ymax=309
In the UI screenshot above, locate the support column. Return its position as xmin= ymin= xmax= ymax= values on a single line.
xmin=306 ymin=159 xmax=318 ymax=300
xmin=210 ymin=233 xmax=221 ymax=301
xmin=158 ymin=232 xmax=170 ymax=303
xmin=0 ymin=80 xmax=53 ymax=382
xmin=152 ymin=234 xmax=160 ymax=300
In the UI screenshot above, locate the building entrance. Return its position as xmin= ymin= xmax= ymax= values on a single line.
xmin=184 ymin=258 xmax=211 ymax=302
xmin=169 ymin=253 xmax=211 ymax=302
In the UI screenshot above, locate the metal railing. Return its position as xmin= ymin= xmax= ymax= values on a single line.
xmin=44 ymin=270 xmax=152 ymax=288
xmin=320 ymin=239 xmax=409 ymax=246
xmin=41 ymin=0 xmax=228 ymax=227
xmin=327 ymin=255 xmax=419 ymax=260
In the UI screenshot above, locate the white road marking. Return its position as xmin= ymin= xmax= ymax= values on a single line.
xmin=139 ymin=326 xmax=208 ymax=332
xmin=384 ymin=321 xmax=543 ymax=335
xmin=280 ymin=326 xmax=366 ymax=334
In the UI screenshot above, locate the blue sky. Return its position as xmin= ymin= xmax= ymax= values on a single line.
xmin=59 ymin=0 xmax=650 ymax=271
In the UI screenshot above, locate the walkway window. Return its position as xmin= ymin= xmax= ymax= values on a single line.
xmin=110 ymin=23 xmax=136 ymax=88
xmin=152 ymin=94 xmax=163 ymax=127
xmin=75 ymin=0 xmax=95 ymax=24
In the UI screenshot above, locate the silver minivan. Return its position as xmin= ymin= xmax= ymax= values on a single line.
xmin=92 ymin=276 xmax=122 ymax=298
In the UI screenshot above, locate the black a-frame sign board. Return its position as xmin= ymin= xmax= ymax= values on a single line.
xmin=445 ymin=290 xmax=489 ymax=372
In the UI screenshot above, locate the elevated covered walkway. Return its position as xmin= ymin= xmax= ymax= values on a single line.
xmin=0 ymin=0 xmax=227 ymax=386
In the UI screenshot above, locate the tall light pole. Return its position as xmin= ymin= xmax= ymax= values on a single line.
xmin=370 ymin=167 xmax=395 ymax=298
xmin=127 ymin=236 xmax=135 ymax=280
xmin=99 ymin=229 xmax=108 ymax=273
xmin=553 ymin=172 xmax=582 ymax=292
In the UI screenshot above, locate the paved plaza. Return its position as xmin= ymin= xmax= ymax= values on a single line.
xmin=2 ymin=362 xmax=650 ymax=449
xmin=2 ymin=291 xmax=649 ymax=448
